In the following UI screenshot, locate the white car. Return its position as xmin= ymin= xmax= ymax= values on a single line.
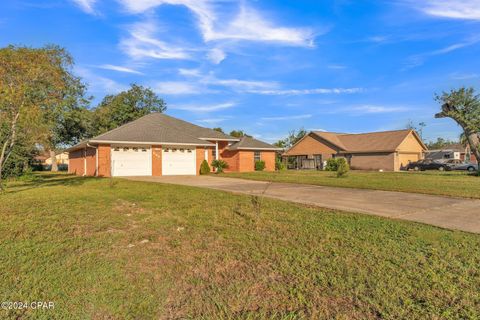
xmin=444 ymin=159 xmax=478 ymax=172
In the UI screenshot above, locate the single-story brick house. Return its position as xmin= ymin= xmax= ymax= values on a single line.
xmin=67 ymin=113 xmax=280 ymax=177
xmin=283 ymin=129 xmax=427 ymax=171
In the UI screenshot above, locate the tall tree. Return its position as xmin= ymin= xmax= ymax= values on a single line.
xmin=435 ymin=87 xmax=480 ymax=168
xmin=229 ymin=130 xmax=250 ymax=138
xmin=274 ymin=128 xmax=307 ymax=149
xmin=212 ymin=127 xmax=224 ymax=133
xmin=91 ymin=84 xmax=166 ymax=136
xmin=0 ymin=45 xmax=76 ymax=187
xmin=426 ymin=137 xmax=457 ymax=150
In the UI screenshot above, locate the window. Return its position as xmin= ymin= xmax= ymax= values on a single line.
xmin=254 ymin=151 xmax=261 ymax=162
xmin=123 ymin=147 xmax=129 ymax=151
xmin=141 ymin=148 xmax=147 ymax=152
xmin=180 ymin=148 xmax=185 ymax=152
xmin=133 ymin=147 xmax=138 ymax=152
xmin=187 ymin=149 xmax=192 ymax=153
xmin=164 ymin=148 xmax=170 ymax=152
xmin=113 ymin=147 xmax=120 ymax=151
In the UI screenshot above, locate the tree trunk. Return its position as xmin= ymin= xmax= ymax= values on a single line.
xmin=50 ymin=150 xmax=58 ymax=172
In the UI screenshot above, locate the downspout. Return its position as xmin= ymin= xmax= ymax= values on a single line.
xmin=86 ymin=143 xmax=98 ymax=177
xmin=83 ymin=147 xmax=87 ymax=177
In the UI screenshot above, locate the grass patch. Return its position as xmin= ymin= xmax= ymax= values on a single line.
xmin=0 ymin=173 xmax=479 ymax=319
xmin=223 ymin=170 xmax=480 ymax=199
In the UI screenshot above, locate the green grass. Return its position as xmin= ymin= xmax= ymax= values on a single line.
xmin=223 ymin=170 xmax=480 ymax=199
xmin=1 ymin=173 xmax=479 ymax=319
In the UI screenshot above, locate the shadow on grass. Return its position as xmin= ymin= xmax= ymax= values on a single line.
xmin=3 ymin=173 xmax=94 ymax=195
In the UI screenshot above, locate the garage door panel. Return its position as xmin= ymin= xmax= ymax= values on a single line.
xmin=111 ymin=146 xmax=152 ymax=176
xmin=162 ymin=147 xmax=196 ymax=175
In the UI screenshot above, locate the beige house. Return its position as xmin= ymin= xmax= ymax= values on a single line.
xmin=283 ymin=129 xmax=427 ymax=171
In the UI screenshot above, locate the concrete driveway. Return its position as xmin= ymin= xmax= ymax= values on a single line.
xmin=126 ymin=175 xmax=480 ymax=234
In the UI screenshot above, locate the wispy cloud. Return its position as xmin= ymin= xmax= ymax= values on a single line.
xmin=120 ymin=20 xmax=190 ymax=60
xmin=71 ymin=0 xmax=96 ymax=14
xmin=75 ymin=66 xmax=128 ymax=94
xmin=348 ymin=105 xmax=410 ymax=114
xmin=98 ymin=64 xmax=144 ymax=75
xmin=450 ymin=72 xmax=479 ymax=80
xmin=261 ymin=114 xmax=312 ymax=121
xmin=118 ymin=0 xmax=315 ymax=46
xmin=327 ymin=64 xmax=347 ymax=70
xmin=412 ymin=0 xmax=480 ymax=20
xmin=196 ymin=118 xmax=229 ymax=124
xmin=152 ymin=81 xmax=204 ymax=95
xmin=405 ymin=36 xmax=480 ymax=69
xmin=249 ymin=87 xmax=363 ymax=95
xmin=206 ymin=48 xmax=226 ymax=64
xmin=171 ymin=102 xmax=236 ymax=112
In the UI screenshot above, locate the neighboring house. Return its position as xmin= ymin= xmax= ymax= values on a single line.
xmin=425 ymin=143 xmax=476 ymax=162
xmin=34 ymin=152 xmax=69 ymax=166
xmin=45 ymin=152 xmax=69 ymax=165
xmin=67 ymin=113 xmax=280 ymax=177
xmin=283 ymin=129 xmax=427 ymax=171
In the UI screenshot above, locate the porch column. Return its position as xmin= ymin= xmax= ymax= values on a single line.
xmin=215 ymin=141 xmax=219 ymax=160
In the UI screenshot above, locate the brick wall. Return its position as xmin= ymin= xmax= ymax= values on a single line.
xmin=152 ymin=145 xmax=162 ymax=176
xmin=284 ymin=134 xmax=338 ymax=157
xmin=196 ymin=146 xmax=214 ymax=175
xmin=349 ymin=152 xmax=395 ymax=171
xmin=97 ymin=145 xmax=111 ymax=177
xmin=68 ymin=149 xmax=85 ymax=176
xmin=261 ymin=151 xmax=276 ymax=171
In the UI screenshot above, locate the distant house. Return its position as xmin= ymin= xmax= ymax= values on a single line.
xmin=425 ymin=143 xmax=476 ymax=162
xmin=34 ymin=152 xmax=69 ymax=166
xmin=66 ymin=113 xmax=280 ymax=177
xmin=283 ymin=129 xmax=427 ymax=171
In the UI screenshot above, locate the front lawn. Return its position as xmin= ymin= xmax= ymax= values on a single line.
xmin=224 ymin=170 xmax=480 ymax=199
xmin=1 ymin=173 xmax=479 ymax=319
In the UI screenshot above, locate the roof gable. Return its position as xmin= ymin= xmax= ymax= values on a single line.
xmin=309 ymin=129 xmax=425 ymax=153
xmin=227 ymin=136 xmax=280 ymax=150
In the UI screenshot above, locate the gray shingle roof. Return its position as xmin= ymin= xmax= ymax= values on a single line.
xmin=227 ymin=136 xmax=281 ymax=151
xmin=89 ymin=113 xmax=236 ymax=146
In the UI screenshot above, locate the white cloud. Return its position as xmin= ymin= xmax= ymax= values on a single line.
xmin=327 ymin=64 xmax=347 ymax=70
xmin=349 ymin=105 xmax=409 ymax=114
xmin=98 ymin=64 xmax=144 ymax=74
xmin=207 ymin=48 xmax=226 ymax=64
xmin=117 ymin=0 xmax=314 ymax=46
xmin=171 ymin=102 xmax=236 ymax=112
xmin=261 ymin=114 xmax=312 ymax=121
xmin=196 ymin=118 xmax=229 ymax=124
xmin=71 ymin=0 xmax=96 ymax=14
xmin=414 ymin=0 xmax=480 ymax=20
xmin=249 ymin=87 xmax=363 ymax=95
xmin=74 ymin=66 xmax=128 ymax=94
xmin=120 ymin=20 xmax=190 ymax=60
xmin=152 ymin=81 xmax=203 ymax=94
xmin=178 ymin=68 xmax=201 ymax=77
xmin=450 ymin=73 xmax=479 ymax=80
xmin=405 ymin=36 xmax=480 ymax=69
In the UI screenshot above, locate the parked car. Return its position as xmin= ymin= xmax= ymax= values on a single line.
xmin=444 ymin=159 xmax=479 ymax=172
xmin=406 ymin=159 xmax=451 ymax=171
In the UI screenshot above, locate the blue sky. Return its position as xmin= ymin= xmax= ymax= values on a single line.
xmin=1 ymin=0 xmax=480 ymax=143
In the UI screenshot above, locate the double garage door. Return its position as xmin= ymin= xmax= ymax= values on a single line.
xmin=111 ymin=146 xmax=196 ymax=176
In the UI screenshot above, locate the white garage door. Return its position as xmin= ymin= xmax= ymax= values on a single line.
xmin=111 ymin=146 xmax=152 ymax=176
xmin=162 ymin=147 xmax=196 ymax=175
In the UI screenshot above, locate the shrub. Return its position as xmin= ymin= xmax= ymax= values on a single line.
xmin=211 ymin=159 xmax=229 ymax=173
xmin=275 ymin=158 xmax=286 ymax=171
xmin=199 ymin=160 xmax=210 ymax=175
xmin=255 ymin=160 xmax=266 ymax=171
xmin=336 ymin=158 xmax=350 ymax=177
xmin=324 ymin=158 xmax=338 ymax=171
